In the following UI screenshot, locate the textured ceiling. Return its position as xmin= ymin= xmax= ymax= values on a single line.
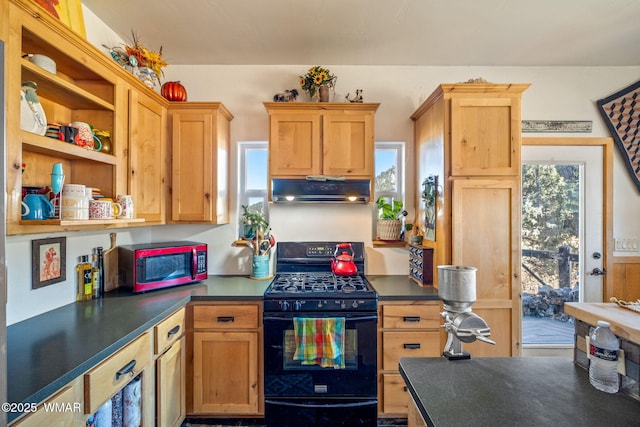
xmin=82 ymin=0 xmax=640 ymax=66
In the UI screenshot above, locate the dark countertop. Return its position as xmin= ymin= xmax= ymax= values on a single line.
xmin=6 ymin=275 xmax=269 ymax=423
xmin=399 ymin=357 xmax=640 ymax=427
xmin=367 ymin=275 xmax=439 ymax=300
xmin=6 ymin=274 xmax=433 ymax=423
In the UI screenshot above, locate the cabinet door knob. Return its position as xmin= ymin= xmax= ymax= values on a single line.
xmin=167 ymin=325 xmax=181 ymax=338
xmin=115 ymin=359 xmax=137 ymax=380
xmin=403 ymin=343 xmax=421 ymax=350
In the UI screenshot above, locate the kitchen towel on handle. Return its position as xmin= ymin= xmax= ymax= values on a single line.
xmin=293 ymin=317 xmax=346 ymax=369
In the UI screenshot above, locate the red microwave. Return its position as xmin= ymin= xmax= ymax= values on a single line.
xmin=117 ymin=241 xmax=207 ymax=293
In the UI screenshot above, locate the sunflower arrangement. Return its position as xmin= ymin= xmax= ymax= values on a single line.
xmin=105 ymin=31 xmax=167 ymax=79
xmin=299 ymin=66 xmax=336 ymax=99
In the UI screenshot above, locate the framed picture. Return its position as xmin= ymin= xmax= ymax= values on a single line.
xmin=33 ymin=0 xmax=86 ymax=38
xmin=32 ymin=237 xmax=66 ymax=289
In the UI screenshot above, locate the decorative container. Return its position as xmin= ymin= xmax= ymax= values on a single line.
xmin=377 ymin=219 xmax=403 ymax=240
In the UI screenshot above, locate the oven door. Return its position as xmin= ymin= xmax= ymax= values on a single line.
xmin=263 ymin=311 xmax=377 ymax=398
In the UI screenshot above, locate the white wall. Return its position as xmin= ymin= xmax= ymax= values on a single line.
xmin=6 ymin=7 xmax=640 ymax=324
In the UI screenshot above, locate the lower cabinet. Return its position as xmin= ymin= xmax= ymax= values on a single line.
xmin=378 ymin=301 xmax=442 ymax=417
xmin=11 ymin=379 xmax=84 ymax=426
xmin=188 ymin=302 xmax=263 ymax=416
xmin=155 ymin=308 xmax=186 ymax=427
xmin=407 ymin=397 xmax=428 ymax=427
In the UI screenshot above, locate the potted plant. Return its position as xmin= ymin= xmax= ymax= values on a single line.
xmin=240 ymin=205 xmax=269 ymax=240
xmin=299 ymin=65 xmax=337 ymax=102
xmin=376 ymin=197 xmax=405 ymax=240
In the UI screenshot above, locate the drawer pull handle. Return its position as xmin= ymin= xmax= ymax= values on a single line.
xmin=115 ymin=360 xmax=137 ymax=381
xmin=403 ymin=316 xmax=420 ymax=322
xmin=217 ymin=316 xmax=235 ymax=323
xmin=167 ymin=325 xmax=181 ymax=338
xmin=404 ymin=343 xmax=421 ymax=350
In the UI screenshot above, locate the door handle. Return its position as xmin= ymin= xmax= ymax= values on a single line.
xmin=589 ymin=268 xmax=607 ymax=276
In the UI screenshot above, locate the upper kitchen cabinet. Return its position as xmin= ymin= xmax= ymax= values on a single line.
xmin=5 ymin=0 xmax=121 ymax=234
xmin=4 ymin=0 xmax=171 ymax=234
xmin=264 ymin=103 xmax=379 ymax=179
xmin=168 ymin=103 xmax=233 ymax=224
xmin=128 ymin=86 xmax=167 ymax=224
xmin=411 ymin=83 xmax=529 ymax=357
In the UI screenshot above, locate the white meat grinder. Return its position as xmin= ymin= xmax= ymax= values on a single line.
xmin=438 ymin=265 xmax=496 ymax=360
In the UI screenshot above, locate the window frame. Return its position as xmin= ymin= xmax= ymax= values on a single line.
xmin=374 ymin=141 xmax=405 ymax=205
xmin=238 ymin=141 xmax=269 ymax=235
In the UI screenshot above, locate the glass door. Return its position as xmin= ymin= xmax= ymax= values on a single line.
xmin=521 ymin=143 xmax=605 ymax=349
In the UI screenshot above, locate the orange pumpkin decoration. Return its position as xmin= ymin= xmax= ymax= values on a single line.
xmin=161 ymin=81 xmax=187 ymax=102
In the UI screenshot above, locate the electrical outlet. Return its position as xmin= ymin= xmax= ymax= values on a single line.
xmin=614 ymin=237 xmax=639 ymax=252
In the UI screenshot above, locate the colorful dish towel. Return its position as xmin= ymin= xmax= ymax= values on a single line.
xmin=293 ymin=317 xmax=346 ymax=369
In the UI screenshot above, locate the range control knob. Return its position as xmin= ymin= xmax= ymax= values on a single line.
xmin=281 ymin=300 xmax=290 ymax=311
xmin=294 ymin=300 xmax=303 ymax=311
xmin=351 ymin=300 xmax=359 ymax=309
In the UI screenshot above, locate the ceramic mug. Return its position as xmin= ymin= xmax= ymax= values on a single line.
xmin=70 ymin=122 xmax=94 ymax=149
xmin=89 ymin=199 xmax=122 ymax=220
xmin=116 ymin=195 xmax=135 ymax=219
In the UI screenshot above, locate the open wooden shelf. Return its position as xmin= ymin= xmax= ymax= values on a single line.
xmin=372 ymin=240 xmax=408 ymax=248
xmin=20 ymin=218 xmax=145 ymax=226
xmin=21 ymin=131 xmax=117 ymax=164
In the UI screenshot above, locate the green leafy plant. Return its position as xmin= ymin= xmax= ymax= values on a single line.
xmin=376 ymin=197 xmax=404 ymax=219
xmin=240 ymin=205 xmax=269 ymax=239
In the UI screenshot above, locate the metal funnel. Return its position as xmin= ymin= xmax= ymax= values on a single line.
xmin=438 ymin=265 xmax=477 ymax=313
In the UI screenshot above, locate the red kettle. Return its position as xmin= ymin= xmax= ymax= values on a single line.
xmin=331 ymin=243 xmax=358 ymax=276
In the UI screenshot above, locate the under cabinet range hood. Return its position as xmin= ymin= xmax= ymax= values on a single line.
xmin=272 ymin=178 xmax=370 ymax=203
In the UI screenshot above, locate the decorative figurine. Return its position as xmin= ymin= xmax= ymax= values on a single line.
xmin=345 ymin=89 xmax=363 ymax=103
xmin=273 ymin=89 xmax=299 ymax=102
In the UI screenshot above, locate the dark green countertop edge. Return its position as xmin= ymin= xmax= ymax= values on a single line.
xmin=7 ymin=275 xmax=436 ymax=423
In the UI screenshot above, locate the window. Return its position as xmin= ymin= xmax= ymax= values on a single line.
xmin=374 ymin=141 xmax=405 ymax=207
xmin=238 ymin=142 xmax=268 ymax=235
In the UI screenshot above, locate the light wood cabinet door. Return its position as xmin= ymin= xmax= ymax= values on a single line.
xmin=156 ymin=337 xmax=186 ymax=427
xmin=191 ymin=331 xmax=259 ymax=415
xmin=450 ymin=96 xmax=522 ymax=177
xmin=451 ymin=178 xmax=521 ymax=356
xmin=269 ymin=112 xmax=322 ymax=176
xmin=322 ymin=110 xmax=374 ymax=177
xmin=169 ymin=103 xmax=232 ymax=223
xmin=265 ymin=103 xmax=379 ymax=181
xmin=12 ymin=383 xmax=82 ymax=427
xmin=129 ymin=87 xmax=167 ymax=224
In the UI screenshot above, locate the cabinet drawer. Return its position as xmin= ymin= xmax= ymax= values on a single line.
xmin=382 ymin=331 xmax=440 ymax=370
xmin=382 ymin=373 xmax=410 ymax=414
xmin=13 ymin=385 xmax=78 ymax=426
xmin=155 ymin=307 xmax=185 ymax=354
xmin=382 ymin=304 xmax=441 ymax=329
xmin=193 ymin=304 xmax=259 ymax=329
xmin=84 ymin=333 xmax=151 ymax=414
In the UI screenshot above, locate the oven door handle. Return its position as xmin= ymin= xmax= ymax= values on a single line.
xmin=265 ymin=399 xmax=378 ymax=409
xmin=263 ymin=315 xmax=378 ymax=322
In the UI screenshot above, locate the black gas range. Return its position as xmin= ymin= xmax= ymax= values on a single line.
xmin=263 ymin=242 xmax=378 ymax=427
xmin=263 ymin=241 xmax=377 ymax=312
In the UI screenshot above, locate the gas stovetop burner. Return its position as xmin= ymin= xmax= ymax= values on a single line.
xmin=267 ymin=272 xmax=371 ymax=295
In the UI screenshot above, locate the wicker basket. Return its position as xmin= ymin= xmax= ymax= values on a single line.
xmin=377 ymin=219 xmax=403 ymax=240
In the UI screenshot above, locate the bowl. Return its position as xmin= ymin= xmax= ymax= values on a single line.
xmin=27 ymin=54 xmax=57 ymax=74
